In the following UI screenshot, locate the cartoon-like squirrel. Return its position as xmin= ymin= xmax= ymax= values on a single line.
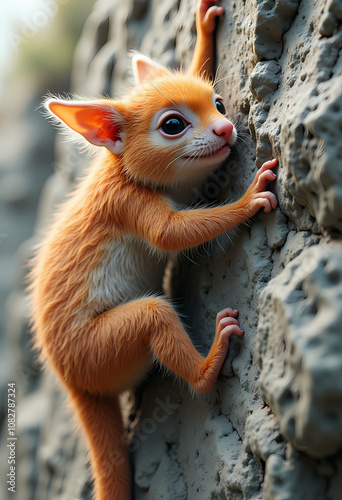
xmin=30 ymin=1 xmax=278 ymax=498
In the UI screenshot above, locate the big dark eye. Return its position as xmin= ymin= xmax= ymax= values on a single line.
xmin=216 ymin=100 xmax=226 ymax=115
xmin=161 ymin=116 xmax=186 ymax=135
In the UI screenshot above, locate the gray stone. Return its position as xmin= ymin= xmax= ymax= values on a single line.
xmin=250 ymin=61 xmax=281 ymax=101
xmin=265 ymin=208 xmax=289 ymax=249
xmin=263 ymin=451 xmax=327 ymax=500
xmin=257 ymin=244 xmax=342 ymax=458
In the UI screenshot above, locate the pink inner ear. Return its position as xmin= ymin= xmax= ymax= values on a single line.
xmin=132 ymin=55 xmax=170 ymax=85
xmin=75 ymin=107 xmax=119 ymax=142
xmin=48 ymin=100 xmax=121 ymax=147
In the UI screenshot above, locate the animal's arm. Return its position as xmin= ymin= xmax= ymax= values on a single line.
xmin=122 ymin=160 xmax=278 ymax=251
xmin=188 ymin=0 xmax=224 ymax=77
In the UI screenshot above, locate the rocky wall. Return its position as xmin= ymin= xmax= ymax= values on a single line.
xmin=3 ymin=0 xmax=342 ymax=499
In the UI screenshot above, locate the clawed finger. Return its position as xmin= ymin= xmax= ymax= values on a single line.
xmin=205 ymin=5 xmax=224 ymax=17
xmin=262 ymin=199 xmax=272 ymax=213
xmin=219 ymin=316 xmax=239 ymax=328
xmin=256 ymin=169 xmax=277 ymax=190
xmin=220 ymin=324 xmax=244 ymax=339
xmin=199 ymin=0 xmax=221 ymax=15
xmin=259 ymin=191 xmax=278 ymax=210
xmin=263 ymin=169 xmax=277 ymax=181
xmin=202 ymin=5 xmax=224 ymax=31
xmin=259 ymin=158 xmax=278 ymax=173
xmin=199 ymin=0 xmax=224 ymax=29
xmin=216 ymin=307 xmax=238 ymax=330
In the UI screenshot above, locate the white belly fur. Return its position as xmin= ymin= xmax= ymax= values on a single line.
xmin=87 ymin=234 xmax=167 ymax=313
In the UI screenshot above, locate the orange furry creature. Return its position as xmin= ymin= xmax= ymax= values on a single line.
xmin=30 ymin=1 xmax=278 ymax=498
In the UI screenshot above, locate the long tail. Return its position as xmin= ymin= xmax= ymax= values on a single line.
xmin=68 ymin=388 xmax=131 ymax=500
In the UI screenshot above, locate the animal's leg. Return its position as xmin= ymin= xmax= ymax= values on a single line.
xmin=189 ymin=0 xmax=224 ymax=76
xmin=63 ymin=297 xmax=242 ymax=500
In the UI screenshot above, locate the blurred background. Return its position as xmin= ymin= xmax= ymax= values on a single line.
xmin=0 ymin=0 xmax=94 ymax=461
xmin=0 ymin=0 xmax=94 ymax=330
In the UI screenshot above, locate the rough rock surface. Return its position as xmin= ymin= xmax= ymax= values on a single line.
xmin=2 ymin=0 xmax=342 ymax=499
xmin=257 ymin=243 xmax=342 ymax=457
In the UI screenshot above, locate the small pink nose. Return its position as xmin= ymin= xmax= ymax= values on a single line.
xmin=211 ymin=119 xmax=234 ymax=139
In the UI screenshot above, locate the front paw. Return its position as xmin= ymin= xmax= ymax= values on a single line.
xmin=245 ymin=159 xmax=278 ymax=215
xmin=215 ymin=307 xmax=243 ymax=350
xmin=253 ymin=159 xmax=278 ymax=192
xmin=248 ymin=191 xmax=278 ymax=214
xmin=197 ymin=0 xmax=224 ymax=36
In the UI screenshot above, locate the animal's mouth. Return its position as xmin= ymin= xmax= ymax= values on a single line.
xmin=200 ymin=143 xmax=230 ymax=159
xmin=184 ymin=143 xmax=230 ymax=160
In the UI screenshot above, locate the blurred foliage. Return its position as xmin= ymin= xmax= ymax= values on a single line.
xmin=7 ymin=0 xmax=95 ymax=93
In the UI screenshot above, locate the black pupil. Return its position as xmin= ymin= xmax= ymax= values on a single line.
xmin=161 ymin=116 xmax=185 ymax=135
xmin=216 ymin=100 xmax=226 ymax=115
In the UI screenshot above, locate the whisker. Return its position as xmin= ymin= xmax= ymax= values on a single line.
xmin=163 ymin=147 xmax=190 ymax=172
xmin=216 ymin=236 xmax=225 ymax=253
xmin=182 ymin=251 xmax=199 ymax=265
xmin=236 ymin=135 xmax=250 ymax=146
xmin=174 ymin=153 xmax=198 ymax=179
xmin=183 ymin=149 xmax=202 ymax=169
xmin=197 ymin=58 xmax=210 ymax=78
xmin=148 ymin=80 xmax=177 ymax=107
xmin=213 ymin=74 xmax=247 ymax=89
xmin=145 ymin=145 xmax=186 ymax=181
xmin=213 ymin=63 xmax=223 ymax=87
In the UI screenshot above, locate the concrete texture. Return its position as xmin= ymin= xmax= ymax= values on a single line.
xmin=2 ymin=0 xmax=342 ymax=499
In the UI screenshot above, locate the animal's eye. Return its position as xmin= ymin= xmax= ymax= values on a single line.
xmin=160 ymin=116 xmax=186 ymax=135
xmin=216 ymin=100 xmax=226 ymax=115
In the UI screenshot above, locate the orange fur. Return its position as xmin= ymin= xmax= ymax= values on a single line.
xmin=30 ymin=2 xmax=278 ymax=499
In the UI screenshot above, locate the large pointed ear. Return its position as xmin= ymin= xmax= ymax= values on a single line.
xmin=45 ymin=98 xmax=125 ymax=154
xmin=132 ymin=53 xmax=170 ymax=85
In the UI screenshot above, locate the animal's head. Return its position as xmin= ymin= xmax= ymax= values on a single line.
xmin=45 ymin=54 xmax=237 ymax=187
